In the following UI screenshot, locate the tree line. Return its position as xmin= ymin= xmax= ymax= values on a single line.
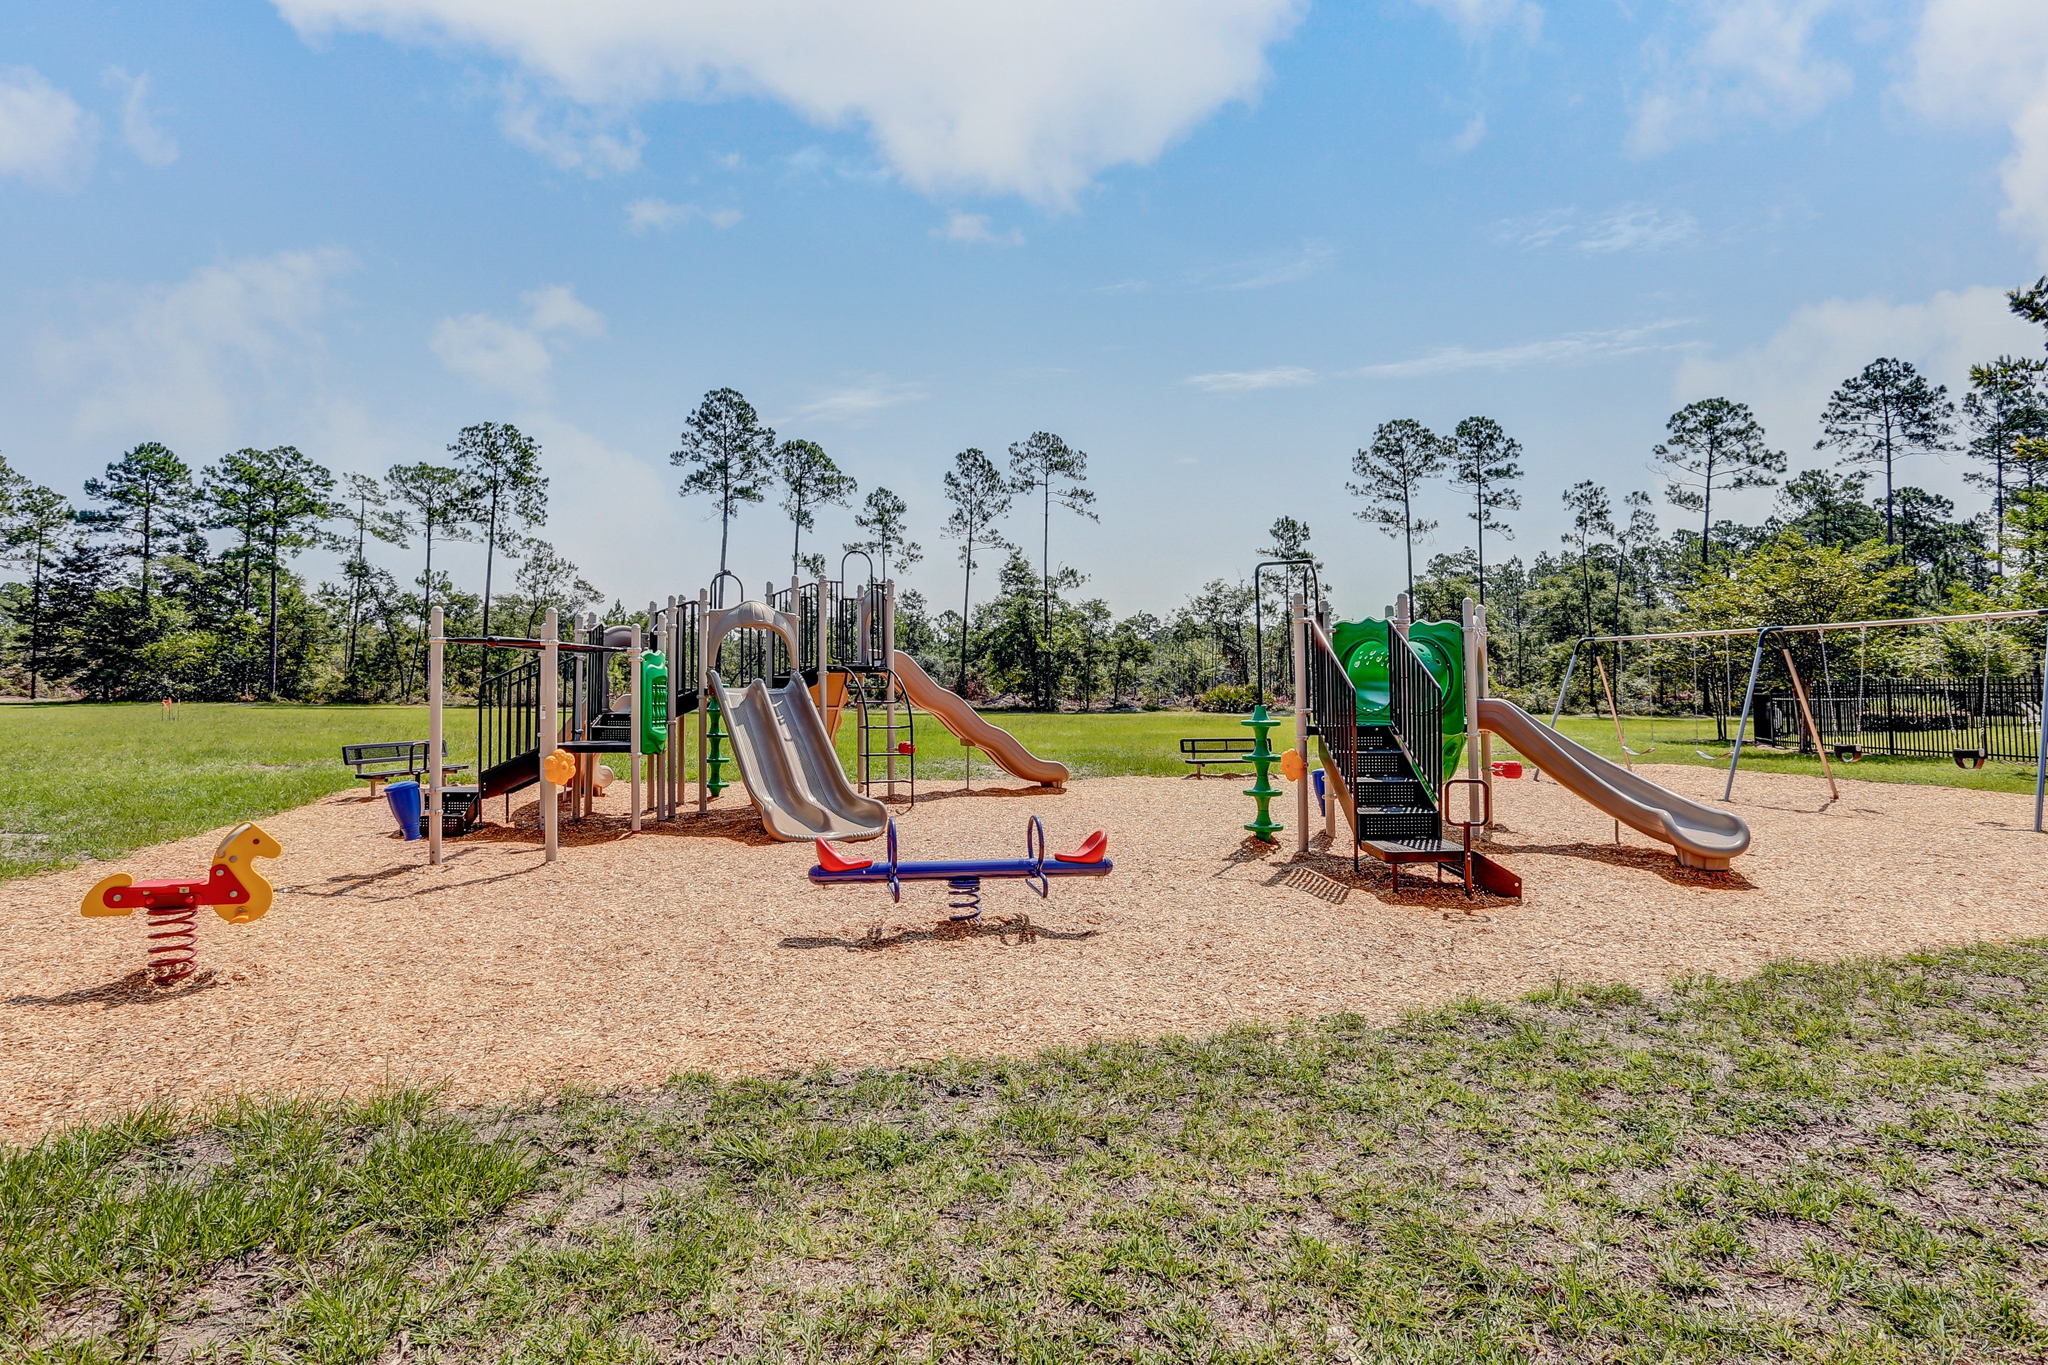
xmin=6 ymin=278 xmax=2048 ymax=712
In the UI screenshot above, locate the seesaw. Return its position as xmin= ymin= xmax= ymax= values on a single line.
xmin=809 ymin=816 xmax=1111 ymax=920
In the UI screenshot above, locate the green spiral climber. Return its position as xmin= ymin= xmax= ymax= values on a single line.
xmin=704 ymin=694 xmax=732 ymax=797
xmin=1242 ymin=703 xmax=1283 ymax=843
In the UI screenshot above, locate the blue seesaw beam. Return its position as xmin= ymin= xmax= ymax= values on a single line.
xmin=808 ymin=817 xmax=1112 ymax=904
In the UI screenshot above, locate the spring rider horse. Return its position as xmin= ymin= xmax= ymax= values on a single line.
xmin=81 ymin=823 xmax=280 ymax=985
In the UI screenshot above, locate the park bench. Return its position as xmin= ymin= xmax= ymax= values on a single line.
xmin=341 ymin=741 xmax=469 ymax=793
xmin=1179 ymin=737 xmax=1258 ymax=773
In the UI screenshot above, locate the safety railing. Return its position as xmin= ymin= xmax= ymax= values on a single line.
xmin=1304 ymin=618 xmax=1361 ymax=814
xmin=1386 ymin=622 xmax=1444 ymax=815
xmin=477 ymin=654 xmax=542 ymax=779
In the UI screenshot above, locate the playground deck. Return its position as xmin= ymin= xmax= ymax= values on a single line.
xmin=6 ymin=768 xmax=2045 ymax=1143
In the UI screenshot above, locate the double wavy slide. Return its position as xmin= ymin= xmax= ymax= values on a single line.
xmin=1477 ymin=698 xmax=1751 ymax=870
xmin=712 ymin=670 xmax=888 ymax=842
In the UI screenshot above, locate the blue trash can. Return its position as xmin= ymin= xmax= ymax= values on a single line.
xmin=384 ymin=779 xmax=423 ymax=840
xmin=1311 ymin=768 xmax=1327 ymax=817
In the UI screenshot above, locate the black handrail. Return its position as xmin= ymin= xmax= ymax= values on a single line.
xmin=476 ymin=654 xmax=542 ymax=777
xmin=1386 ymin=622 xmax=1444 ymax=818
xmin=1303 ymin=620 xmax=1360 ymax=814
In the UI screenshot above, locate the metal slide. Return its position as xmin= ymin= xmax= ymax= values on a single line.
xmin=888 ymin=651 xmax=1071 ymax=788
xmin=1476 ymin=698 xmax=1752 ymax=869
xmin=712 ymin=670 xmax=888 ymax=841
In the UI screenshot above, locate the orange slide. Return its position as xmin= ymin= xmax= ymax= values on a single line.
xmin=888 ymin=651 xmax=1070 ymax=787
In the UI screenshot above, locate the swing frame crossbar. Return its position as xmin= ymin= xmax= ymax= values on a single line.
xmin=1552 ymin=610 xmax=2048 ymax=834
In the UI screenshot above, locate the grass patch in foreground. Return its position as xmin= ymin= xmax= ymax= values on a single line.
xmin=9 ymin=941 xmax=2048 ymax=1362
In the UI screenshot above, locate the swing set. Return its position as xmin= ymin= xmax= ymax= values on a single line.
xmin=1551 ymin=609 xmax=2048 ymax=833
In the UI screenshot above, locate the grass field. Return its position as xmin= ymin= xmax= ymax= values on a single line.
xmin=8 ymin=940 xmax=2048 ymax=1361
xmin=0 ymin=700 xmax=2037 ymax=884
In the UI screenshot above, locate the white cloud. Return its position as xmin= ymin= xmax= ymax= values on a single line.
xmin=1906 ymin=0 xmax=2048 ymax=262
xmin=102 ymin=68 xmax=177 ymax=166
xmin=935 ymin=211 xmax=1025 ymax=246
xmin=1183 ymin=365 xmax=1318 ymax=392
xmin=1674 ymin=286 xmax=2042 ymax=460
xmin=496 ymin=82 xmax=643 ymax=175
xmin=1357 ymin=321 xmax=1691 ymax=379
xmin=0 ymin=67 xmax=96 ymax=187
xmin=1628 ymin=0 xmax=1853 ymax=157
xmin=1415 ymin=0 xmax=1541 ymax=40
xmin=37 ymin=248 xmax=356 ymax=448
xmin=1501 ymin=204 xmax=1699 ymax=254
xmin=791 ymin=379 xmax=928 ymax=425
xmin=625 ymin=197 xmax=741 ymax=233
xmin=1448 ymin=110 xmax=1487 ymax=154
xmin=431 ymin=284 xmax=606 ymax=394
xmin=1215 ymin=239 xmax=1336 ymax=290
xmin=271 ymin=0 xmax=1305 ymax=206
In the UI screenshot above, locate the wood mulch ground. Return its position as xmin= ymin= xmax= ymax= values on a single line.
xmin=5 ymin=766 xmax=2043 ymax=1143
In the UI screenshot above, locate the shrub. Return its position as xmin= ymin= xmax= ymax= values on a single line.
xmin=1194 ymin=683 xmax=1257 ymax=713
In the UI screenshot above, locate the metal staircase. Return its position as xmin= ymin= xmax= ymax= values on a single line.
xmin=1306 ymin=616 xmax=1520 ymax=897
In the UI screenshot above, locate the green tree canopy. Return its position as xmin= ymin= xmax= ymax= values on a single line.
xmin=673 ymin=388 xmax=775 ymax=586
xmin=80 ymin=442 xmax=196 ymax=615
xmin=1449 ymin=415 xmax=1524 ymax=602
xmin=450 ymin=421 xmax=547 ymax=638
xmin=1350 ymin=418 xmax=1446 ymax=599
xmin=772 ymin=438 xmax=856 ymax=580
xmin=1816 ymin=357 xmax=1954 ymax=543
xmin=1653 ymin=398 xmax=1786 ymax=573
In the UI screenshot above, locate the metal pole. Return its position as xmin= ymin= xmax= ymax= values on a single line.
xmin=427 ymin=606 xmax=444 ymax=867
xmin=697 ymin=587 xmax=710 ymax=815
xmin=1291 ymin=590 xmax=1309 ymax=855
xmin=2033 ymin=639 xmax=2047 ymax=833
xmin=1550 ymin=640 xmax=1583 ymax=729
xmin=1461 ymin=597 xmax=1483 ymax=826
xmin=629 ymin=625 xmax=643 ymax=832
xmin=1476 ymin=603 xmax=1495 ymax=829
xmin=1723 ymin=629 xmax=1771 ymax=802
xmin=1781 ymin=645 xmax=1839 ymax=801
xmin=540 ymin=609 xmax=559 ymax=862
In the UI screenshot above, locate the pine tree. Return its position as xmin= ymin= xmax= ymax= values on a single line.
xmin=845 ymin=487 xmax=922 ymax=586
xmin=941 ymin=448 xmax=1013 ymax=692
xmin=672 ymin=388 xmax=775 ymax=590
xmin=1816 ymin=358 xmax=1954 ymax=543
xmin=0 ymin=479 xmax=73 ymax=699
xmin=1962 ymin=357 xmax=2048 ymax=572
xmin=1652 ymin=399 xmax=1786 ymax=573
xmin=1448 ymin=416 xmax=1523 ymax=601
xmin=386 ymin=461 xmax=477 ymax=691
xmin=80 ymin=442 xmax=196 ymax=615
xmin=450 ymin=422 xmax=547 ymax=638
xmin=770 ymin=439 xmax=856 ymax=581
xmin=1349 ymin=419 xmax=1446 ymax=599
xmin=1007 ymin=432 xmax=1097 ymax=711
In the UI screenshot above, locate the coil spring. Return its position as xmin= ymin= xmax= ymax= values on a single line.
xmin=145 ymin=903 xmax=198 ymax=985
xmin=946 ymin=875 xmax=983 ymax=922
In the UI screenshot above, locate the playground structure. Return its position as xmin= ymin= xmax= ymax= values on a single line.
xmin=80 ymin=823 xmax=281 ymax=985
xmin=809 ymin=816 xmax=1112 ymax=920
xmin=1282 ymin=589 xmax=1754 ymax=892
xmin=423 ymin=572 xmax=1069 ymax=860
xmin=1551 ymin=610 xmax=2048 ymax=829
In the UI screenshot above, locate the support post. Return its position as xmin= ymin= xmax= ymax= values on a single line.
xmin=540 ymin=609 xmax=559 ymax=863
xmin=1475 ymin=603 xmax=1495 ymax=829
xmin=1723 ymin=629 xmax=1770 ymax=802
xmin=1550 ymin=641 xmax=1582 ymax=729
xmin=697 ymin=587 xmax=710 ymax=815
xmin=2035 ymin=641 xmax=2047 ymax=834
xmin=1291 ymin=590 xmax=1310 ymax=855
xmin=427 ymin=606 xmax=444 ymax=867
xmin=629 ymin=625 xmax=643 ymax=832
xmin=1781 ymin=647 xmax=1839 ymax=801
xmin=1461 ymin=597 xmax=1484 ymax=826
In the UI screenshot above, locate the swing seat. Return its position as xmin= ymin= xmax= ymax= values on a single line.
xmin=1952 ymin=748 xmax=1988 ymax=770
xmin=1832 ymin=744 xmax=1863 ymax=763
xmin=1620 ymin=743 xmax=1655 ymax=757
xmin=1694 ymin=749 xmax=1727 ymax=761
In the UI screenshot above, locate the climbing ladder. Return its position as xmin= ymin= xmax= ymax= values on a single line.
xmin=846 ymin=667 xmax=917 ymax=803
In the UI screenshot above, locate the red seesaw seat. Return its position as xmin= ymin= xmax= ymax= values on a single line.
xmin=813 ymin=840 xmax=873 ymax=873
xmin=1054 ymin=829 xmax=1108 ymax=864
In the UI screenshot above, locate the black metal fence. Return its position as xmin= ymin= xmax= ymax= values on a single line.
xmin=1762 ymin=675 xmax=2044 ymax=761
xmin=1386 ymin=623 xmax=1445 ymax=813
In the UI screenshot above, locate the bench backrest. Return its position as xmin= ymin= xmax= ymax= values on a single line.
xmin=341 ymin=740 xmax=445 ymax=769
xmin=1180 ymin=737 xmax=1256 ymax=755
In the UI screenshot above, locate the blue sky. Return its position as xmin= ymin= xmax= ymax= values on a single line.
xmin=3 ymin=0 xmax=2046 ymax=616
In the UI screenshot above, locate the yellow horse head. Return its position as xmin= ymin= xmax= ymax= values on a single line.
xmin=211 ymin=822 xmax=280 ymax=923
